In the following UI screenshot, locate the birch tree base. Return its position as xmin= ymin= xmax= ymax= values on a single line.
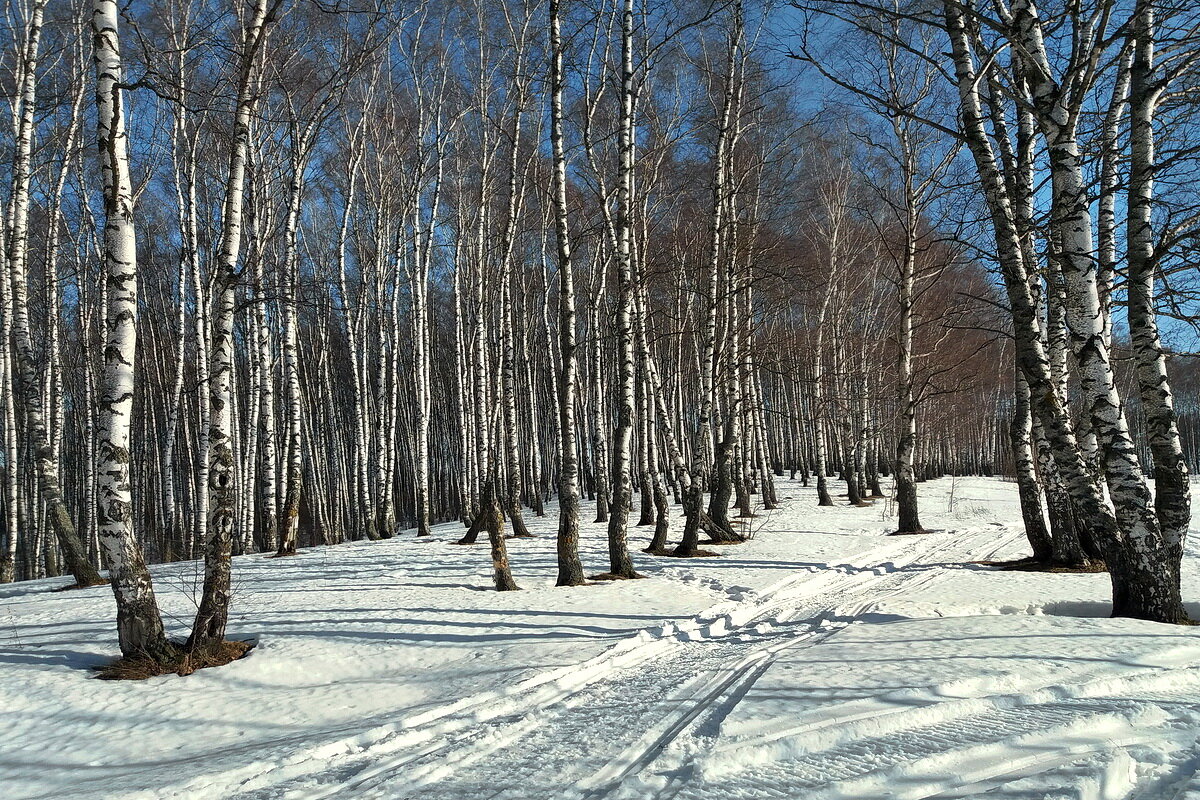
xmin=95 ymin=639 xmax=252 ymax=680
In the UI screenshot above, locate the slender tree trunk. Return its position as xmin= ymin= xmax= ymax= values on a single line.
xmin=604 ymin=0 xmax=640 ymax=579
xmin=92 ymin=0 xmax=173 ymax=660
xmin=1013 ymin=371 xmax=1052 ymax=561
xmin=550 ymin=0 xmax=585 ymax=586
xmin=590 ymin=276 xmax=610 ymax=523
xmin=338 ymin=127 xmax=374 ymax=542
xmin=453 ymin=259 xmax=474 ymax=527
xmin=1127 ymin=0 xmax=1189 ymax=584
xmin=893 ymin=158 xmax=922 ymax=532
xmin=410 ymin=149 xmax=440 ymax=538
xmin=253 ymin=223 xmax=278 ymax=551
xmin=164 ymin=103 xmax=198 ymax=559
xmin=277 ymin=125 xmax=315 ymax=557
xmin=811 ymin=316 xmax=834 ymax=506
xmin=191 ymin=0 xmax=273 ymax=648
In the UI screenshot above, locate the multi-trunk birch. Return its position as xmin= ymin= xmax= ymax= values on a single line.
xmin=1007 ymin=0 xmax=1184 ymax=621
xmin=943 ymin=0 xmax=1184 ymax=621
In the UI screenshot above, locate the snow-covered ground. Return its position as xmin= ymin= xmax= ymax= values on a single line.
xmin=3 ymin=476 xmax=1200 ymax=800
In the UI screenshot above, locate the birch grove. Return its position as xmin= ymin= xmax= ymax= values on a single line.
xmin=2 ymin=0 xmax=1200 ymax=671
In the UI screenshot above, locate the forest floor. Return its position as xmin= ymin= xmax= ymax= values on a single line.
xmin=4 ymin=476 xmax=1200 ymax=800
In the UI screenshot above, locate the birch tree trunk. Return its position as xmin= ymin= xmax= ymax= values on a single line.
xmin=453 ymin=258 xmax=474 ymax=526
xmin=481 ymin=432 xmax=518 ymax=592
xmin=1013 ymin=370 xmax=1052 ymax=561
xmin=191 ymin=0 xmax=274 ymax=648
xmin=1097 ymin=52 xmax=1131 ymax=351
xmin=410 ymin=170 xmax=434 ymax=540
xmin=0 ymin=320 xmax=15 ymax=582
xmin=497 ymin=179 xmax=531 ymax=541
xmin=191 ymin=218 xmax=210 ymax=560
xmin=550 ymin=0 xmax=586 ymax=586
xmin=590 ymin=273 xmax=610 ymax=523
xmin=1126 ymin=0 xmax=1189 ymax=581
xmin=339 ymin=125 xmax=374 ymax=541
xmin=40 ymin=46 xmax=81 ymax=569
xmin=604 ymin=0 xmax=640 ymax=579
xmin=252 ymin=211 xmax=278 ymax=551
xmin=165 ymin=101 xmax=198 ymax=559
xmin=892 ymin=136 xmax=922 ymax=532
xmin=92 ymin=0 xmax=173 ymax=660
xmin=277 ymin=122 xmax=318 ymax=557
xmin=1038 ymin=271 xmax=1090 ymax=566
xmin=810 ymin=295 xmax=835 ymax=508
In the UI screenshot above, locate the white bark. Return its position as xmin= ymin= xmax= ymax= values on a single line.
xmin=1126 ymin=0 xmax=1189 ymax=575
xmin=92 ymin=0 xmax=172 ymax=659
xmin=604 ymin=0 xmax=639 ymax=578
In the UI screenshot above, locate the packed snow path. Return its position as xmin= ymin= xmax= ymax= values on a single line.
xmin=245 ymin=530 xmax=999 ymax=799
xmin=4 ymin=477 xmax=1200 ymax=800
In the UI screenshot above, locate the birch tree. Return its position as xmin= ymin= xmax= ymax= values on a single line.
xmin=549 ymin=0 xmax=586 ymax=586
xmin=191 ymin=0 xmax=277 ymax=648
xmin=91 ymin=0 xmax=174 ymax=660
xmin=1125 ymin=0 xmax=1192 ymax=583
xmin=603 ymin=0 xmax=640 ymax=579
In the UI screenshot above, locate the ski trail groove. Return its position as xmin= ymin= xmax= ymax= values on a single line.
xmin=136 ymin=526 xmax=1016 ymax=800
xmin=137 ymin=534 xmax=889 ymax=800
xmin=305 ymin=528 xmax=1003 ymax=800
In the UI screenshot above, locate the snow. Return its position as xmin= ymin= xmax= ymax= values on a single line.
xmin=3 ymin=476 xmax=1200 ymax=800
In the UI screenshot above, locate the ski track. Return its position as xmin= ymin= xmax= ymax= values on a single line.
xmin=109 ymin=512 xmax=1200 ymax=800
xmin=214 ymin=526 xmax=1021 ymax=800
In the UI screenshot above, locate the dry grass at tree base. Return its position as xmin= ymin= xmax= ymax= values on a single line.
xmin=644 ymin=547 xmax=722 ymax=558
xmin=975 ymin=557 xmax=1109 ymax=574
xmin=95 ymin=640 xmax=254 ymax=681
